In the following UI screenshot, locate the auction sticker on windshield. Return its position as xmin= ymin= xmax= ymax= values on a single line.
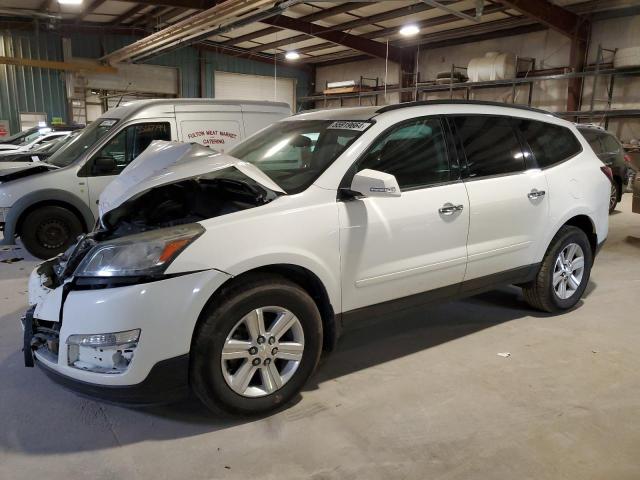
xmin=327 ymin=121 xmax=372 ymax=131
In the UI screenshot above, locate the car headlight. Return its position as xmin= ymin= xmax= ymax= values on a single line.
xmin=75 ymin=223 xmax=204 ymax=277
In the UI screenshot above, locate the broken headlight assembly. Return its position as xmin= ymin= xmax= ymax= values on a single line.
xmin=74 ymin=223 xmax=204 ymax=278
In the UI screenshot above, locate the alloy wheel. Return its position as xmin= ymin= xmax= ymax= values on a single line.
xmin=221 ymin=306 xmax=305 ymax=398
xmin=610 ymin=183 xmax=617 ymax=211
xmin=553 ymin=243 xmax=585 ymax=300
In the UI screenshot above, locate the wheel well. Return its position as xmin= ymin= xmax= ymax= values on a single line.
xmin=16 ymin=201 xmax=89 ymax=236
xmin=564 ymin=215 xmax=597 ymax=255
xmin=206 ymin=265 xmax=339 ymax=352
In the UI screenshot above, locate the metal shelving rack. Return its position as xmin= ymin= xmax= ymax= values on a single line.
xmin=299 ymin=47 xmax=640 ymax=126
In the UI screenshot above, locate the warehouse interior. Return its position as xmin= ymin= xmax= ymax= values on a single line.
xmin=1 ymin=1 xmax=639 ymax=479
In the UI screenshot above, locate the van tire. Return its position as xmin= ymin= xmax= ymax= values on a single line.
xmin=191 ymin=274 xmax=323 ymax=416
xmin=20 ymin=206 xmax=84 ymax=259
xmin=522 ymin=226 xmax=593 ymax=313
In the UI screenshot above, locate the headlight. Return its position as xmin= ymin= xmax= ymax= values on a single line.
xmin=75 ymin=223 xmax=204 ymax=277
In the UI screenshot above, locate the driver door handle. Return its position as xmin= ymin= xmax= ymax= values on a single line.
xmin=439 ymin=203 xmax=464 ymax=215
xmin=528 ymin=189 xmax=546 ymax=199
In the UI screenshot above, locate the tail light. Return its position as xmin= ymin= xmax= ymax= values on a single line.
xmin=624 ymin=153 xmax=632 ymax=165
xmin=600 ymin=165 xmax=614 ymax=182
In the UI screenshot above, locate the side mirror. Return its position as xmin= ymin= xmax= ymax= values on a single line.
xmin=350 ymin=169 xmax=401 ymax=198
xmin=92 ymin=156 xmax=118 ymax=175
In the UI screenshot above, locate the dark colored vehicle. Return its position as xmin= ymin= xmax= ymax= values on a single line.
xmin=578 ymin=125 xmax=637 ymax=213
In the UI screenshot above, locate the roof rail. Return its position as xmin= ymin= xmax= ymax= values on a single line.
xmin=376 ymin=100 xmax=555 ymax=116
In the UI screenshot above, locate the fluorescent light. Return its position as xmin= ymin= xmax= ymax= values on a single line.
xmin=399 ymin=24 xmax=420 ymax=37
xmin=285 ymin=51 xmax=300 ymax=61
xmin=58 ymin=0 xmax=83 ymax=5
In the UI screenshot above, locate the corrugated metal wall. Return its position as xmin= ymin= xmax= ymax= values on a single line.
xmin=0 ymin=29 xmax=312 ymax=133
xmin=0 ymin=31 xmax=67 ymax=135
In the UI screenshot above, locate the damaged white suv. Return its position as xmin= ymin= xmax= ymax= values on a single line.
xmin=23 ymin=101 xmax=610 ymax=415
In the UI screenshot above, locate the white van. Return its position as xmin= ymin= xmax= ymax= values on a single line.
xmin=0 ymin=99 xmax=291 ymax=258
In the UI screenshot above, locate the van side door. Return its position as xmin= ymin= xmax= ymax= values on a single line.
xmin=450 ymin=115 xmax=549 ymax=289
xmin=82 ymin=121 xmax=172 ymax=217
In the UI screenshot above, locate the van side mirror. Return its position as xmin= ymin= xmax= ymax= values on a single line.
xmin=350 ymin=169 xmax=401 ymax=198
xmin=92 ymin=156 xmax=118 ymax=175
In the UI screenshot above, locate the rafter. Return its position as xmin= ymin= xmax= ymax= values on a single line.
xmin=75 ymin=0 xmax=107 ymax=23
xmin=263 ymin=3 xmax=507 ymax=58
xmin=110 ymin=4 xmax=147 ymax=26
xmin=257 ymin=14 xmax=407 ymax=63
xmin=222 ymin=3 xmax=358 ymax=47
xmin=492 ymin=0 xmax=582 ymax=37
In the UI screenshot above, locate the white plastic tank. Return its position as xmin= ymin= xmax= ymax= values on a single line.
xmin=467 ymin=52 xmax=517 ymax=82
xmin=614 ymin=46 xmax=640 ymax=69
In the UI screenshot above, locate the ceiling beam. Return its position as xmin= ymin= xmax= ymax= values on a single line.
xmin=492 ymin=0 xmax=582 ymax=37
xmin=110 ymin=4 xmax=147 ymax=25
xmin=222 ymin=3 xmax=363 ymax=47
xmin=258 ymin=14 xmax=407 ymax=63
xmin=75 ymin=0 xmax=107 ymax=23
xmin=0 ymin=55 xmax=117 ymax=73
xmin=265 ymin=3 xmax=507 ymax=58
xmin=126 ymin=0 xmax=218 ymax=8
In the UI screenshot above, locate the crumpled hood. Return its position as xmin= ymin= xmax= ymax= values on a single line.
xmin=99 ymin=140 xmax=285 ymax=219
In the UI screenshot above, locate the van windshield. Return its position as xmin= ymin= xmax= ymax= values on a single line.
xmin=46 ymin=119 xmax=118 ymax=168
xmin=228 ymin=119 xmax=371 ymax=194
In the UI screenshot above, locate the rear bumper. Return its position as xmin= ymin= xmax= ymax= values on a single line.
xmin=36 ymin=353 xmax=190 ymax=406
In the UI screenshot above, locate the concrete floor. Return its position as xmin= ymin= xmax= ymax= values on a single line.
xmin=1 ymin=197 xmax=638 ymax=480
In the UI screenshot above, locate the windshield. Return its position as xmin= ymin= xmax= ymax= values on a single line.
xmin=46 ymin=119 xmax=118 ymax=167
xmin=228 ymin=119 xmax=371 ymax=193
xmin=0 ymin=127 xmax=39 ymax=145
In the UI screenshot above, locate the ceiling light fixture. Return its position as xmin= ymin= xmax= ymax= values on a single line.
xmin=285 ymin=51 xmax=300 ymax=61
xmin=399 ymin=24 xmax=420 ymax=37
xmin=58 ymin=0 xmax=83 ymax=5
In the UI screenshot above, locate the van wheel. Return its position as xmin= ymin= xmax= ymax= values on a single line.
xmin=609 ymin=181 xmax=619 ymax=213
xmin=522 ymin=226 xmax=593 ymax=313
xmin=20 ymin=206 xmax=84 ymax=259
xmin=191 ymin=274 xmax=322 ymax=415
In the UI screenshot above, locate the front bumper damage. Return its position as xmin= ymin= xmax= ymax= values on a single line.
xmin=23 ymin=251 xmax=232 ymax=405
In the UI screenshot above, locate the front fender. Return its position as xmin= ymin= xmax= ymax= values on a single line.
xmin=2 ymin=189 xmax=95 ymax=244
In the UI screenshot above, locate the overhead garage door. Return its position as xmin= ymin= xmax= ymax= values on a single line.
xmin=214 ymin=71 xmax=295 ymax=110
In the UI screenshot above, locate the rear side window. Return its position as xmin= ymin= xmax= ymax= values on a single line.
xmin=452 ymin=115 xmax=525 ymax=178
xmin=357 ymin=117 xmax=451 ymax=189
xmin=600 ymin=133 xmax=622 ymax=154
xmin=518 ymin=120 xmax=582 ymax=168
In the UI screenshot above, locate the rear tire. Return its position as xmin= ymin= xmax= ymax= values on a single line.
xmin=609 ymin=181 xmax=619 ymax=213
xmin=522 ymin=226 xmax=593 ymax=313
xmin=191 ymin=274 xmax=323 ymax=416
xmin=20 ymin=206 xmax=84 ymax=259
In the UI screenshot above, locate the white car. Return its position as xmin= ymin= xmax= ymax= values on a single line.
xmin=0 ymin=99 xmax=290 ymax=259
xmin=23 ymin=101 xmax=610 ymax=415
xmin=0 ymin=130 xmax=70 ymax=153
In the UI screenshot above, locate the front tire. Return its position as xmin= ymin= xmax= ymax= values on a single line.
xmin=20 ymin=206 xmax=84 ymax=259
xmin=522 ymin=226 xmax=593 ymax=313
xmin=191 ymin=274 xmax=323 ymax=415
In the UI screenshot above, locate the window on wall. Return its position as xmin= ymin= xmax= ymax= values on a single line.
xmin=518 ymin=120 xmax=582 ymax=168
xmin=19 ymin=112 xmax=47 ymax=131
xmin=452 ymin=115 xmax=525 ymax=178
xmin=357 ymin=117 xmax=451 ymax=189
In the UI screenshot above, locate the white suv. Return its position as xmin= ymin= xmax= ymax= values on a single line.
xmin=23 ymin=101 xmax=610 ymax=415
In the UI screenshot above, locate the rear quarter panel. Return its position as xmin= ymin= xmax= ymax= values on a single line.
xmin=541 ymin=134 xmax=609 ymax=258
